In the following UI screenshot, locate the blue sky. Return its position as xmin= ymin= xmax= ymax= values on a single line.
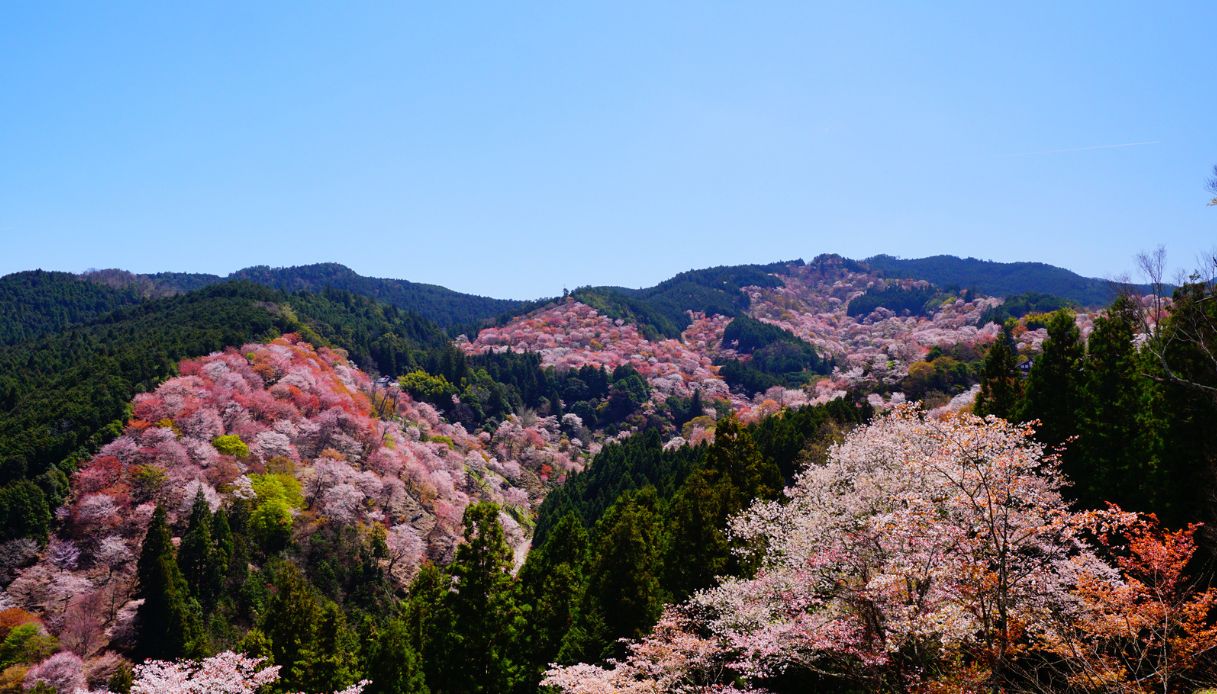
xmin=2 ymin=2 xmax=1214 ymax=299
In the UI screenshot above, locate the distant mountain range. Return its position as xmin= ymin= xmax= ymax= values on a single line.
xmin=2 ymin=253 xmax=1163 ymax=347
xmin=130 ymin=262 xmax=530 ymax=329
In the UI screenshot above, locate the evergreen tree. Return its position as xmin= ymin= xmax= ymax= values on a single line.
xmin=177 ymin=491 xmax=224 ymax=610
xmin=567 ymin=487 xmax=665 ymax=661
xmin=443 ymin=502 xmax=522 ymax=693
xmin=664 ymin=416 xmax=781 ymax=599
xmin=298 ymin=602 xmax=361 ymax=693
xmin=135 ymin=506 xmax=204 ymax=659
xmin=403 ymin=563 xmax=453 ymax=692
xmin=262 ymin=563 xmax=324 ymax=691
xmin=703 ymin=416 xmax=782 ymax=508
xmin=975 ymin=320 xmax=1022 ymax=419
xmin=663 ymin=472 xmax=729 ymax=600
xmin=363 ymin=616 xmax=428 ymax=694
xmin=1016 ymin=310 xmax=1085 ymax=480
xmin=516 ymin=513 xmax=587 ymax=682
xmin=1079 ymin=295 xmax=1156 ymax=510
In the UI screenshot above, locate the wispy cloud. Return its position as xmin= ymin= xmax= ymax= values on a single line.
xmin=1006 ymin=140 xmax=1159 ymax=157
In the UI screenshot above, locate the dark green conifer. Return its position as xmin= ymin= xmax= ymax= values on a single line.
xmin=443 ymin=501 xmax=522 ymax=693
xmin=135 ymin=506 xmax=204 ymax=659
xmin=975 ymin=320 xmax=1022 ymax=419
xmin=1016 ymin=310 xmax=1085 ymax=480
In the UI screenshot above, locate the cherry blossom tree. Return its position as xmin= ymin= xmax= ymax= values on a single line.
xmin=546 ymin=406 xmax=1121 ymax=691
xmin=130 ymin=651 xmax=368 ymax=694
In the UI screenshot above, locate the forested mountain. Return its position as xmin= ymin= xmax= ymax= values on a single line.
xmin=865 ymin=253 xmax=1165 ymax=306
xmin=0 ymin=271 xmax=144 ymax=345
xmin=142 ymin=263 xmax=531 ymax=329
xmin=570 ymin=260 xmax=796 ymax=339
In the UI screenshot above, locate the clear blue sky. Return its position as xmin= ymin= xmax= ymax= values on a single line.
xmin=2 ymin=2 xmax=1214 ymax=299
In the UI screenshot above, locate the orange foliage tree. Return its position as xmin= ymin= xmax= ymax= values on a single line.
xmin=1042 ymin=508 xmax=1217 ymax=692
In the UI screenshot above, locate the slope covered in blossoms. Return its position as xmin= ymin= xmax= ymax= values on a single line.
xmin=0 ymin=334 xmax=579 ymax=684
xmin=463 ymin=256 xmax=1158 ymax=422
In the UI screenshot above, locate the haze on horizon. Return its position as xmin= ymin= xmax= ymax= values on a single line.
xmin=2 ymin=2 xmax=1214 ymax=298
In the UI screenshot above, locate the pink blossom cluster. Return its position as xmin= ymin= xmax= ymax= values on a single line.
xmin=461 ymin=299 xmax=735 ymax=403
xmin=745 ymin=262 xmax=1003 ymax=389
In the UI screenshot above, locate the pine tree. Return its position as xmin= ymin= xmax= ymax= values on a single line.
xmin=1079 ymin=295 xmax=1156 ymax=510
xmin=403 ymin=563 xmax=452 ymax=692
xmin=177 ymin=491 xmax=223 ymax=610
xmin=516 ymin=513 xmax=587 ymax=682
xmin=134 ymin=506 xmax=204 ymax=659
xmin=443 ymin=502 xmax=522 ymax=693
xmin=1016 ymin=310 xmax=1085 ymax=480
xmin=569 ymin=487 xmax=665 ymax=661
xmin=975 ymin=320 xmax=1022 ymax=419
xmin=363 ymin=616 xmax=428 ymax=694
xmin=262 ymin=563 xmax=323 ymax=692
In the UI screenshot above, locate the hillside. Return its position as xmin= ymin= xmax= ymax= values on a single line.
xmin=0 ymin=271 xmax=144 ymax=345
xmin=864 ymin=254 xmax=1162 ymax=306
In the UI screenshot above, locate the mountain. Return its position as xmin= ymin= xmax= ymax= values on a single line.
xmin=0 ymin=282 xmax=475 ymax=543
xmin=570 ymin=260 xmax=798 ymax=339
xmin=144 ymin=262 xmax=531 ymax=329
xmin=863 ymin=254 xmax=1162 ymax=307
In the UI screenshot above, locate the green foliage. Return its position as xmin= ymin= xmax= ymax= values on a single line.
xmin=442 ymin=502 xmax=524 ymax=693
xmin=178 ymin=492 xmax=230 ymax=611
xmin=1015 ymin=310 xmax=1085 ymax=475
xmin=717 ymin=315 xmax=831 ymax=397
xmin=250 ymin=498 xmax=294 ymax=554
xmin=0 ymin=480 xmax=51 ymax=544
xmin=398 ymin=370 xmax=456 ymax=408
xmin=901 ymin=346 xmax=981 ymax=405
xmin=1076 ymin=296 xmax=1158 ymax=510
xmin=192 ymin=263 xmax=529 ymax=329
xmin=571 ymin=261 xmax=793 ymax=338
xmin=361 ymin=615 xmax=428 ymax=694
xmin=978 ymin=292 xmax=1075 ymax=327
xmin=568 ymin=487 xmax=666 ymax=661
xmin=261 ymin=563 xmax=363 ymax=693
xmin=516 ymin=513 xmax=588 ymax=682
xmin=974 ymin=321 xmax=1022 ymax=419
xmin=0 ymin=270 xmax=144 ymax=346
xmin=135 ymin=506 xmax=205 ymax=660
xmin=211 ymin=434 xmax=250 ymax=458
xmin=846 ymin=283 xmax=939 ymax=317
xmin=249 ymin=473 xmax=304 ymax=509
xmin=0 ymin=624 xmax=57 ymax=669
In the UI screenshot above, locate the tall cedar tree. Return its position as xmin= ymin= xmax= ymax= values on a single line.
xmin=1080 ymin=295 xmax=1157 ymax=510
xmin=177 ymin=491 xmax=228 ymax=611
xmin=1015 ymin=310 xmax=1085 ymax=481
xmin=135 ymin=506 xmax=204 ymax=660
xmin=515 ymin=512 xmax=588 ymax=683
xmin=442 ymin=502 xmax=522 ymax=693
xmin=664 ymin=416 xmax=783 ymax=600
xmin=566 ymin=487 xmax=665 ymax=662
xmin=975 ymin=320 xmax=1021 ymax=419
xmin=361 ymin=615 xmax=428 ymax=694
xmin=404 ymin=563 xmax=453 ymax=691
